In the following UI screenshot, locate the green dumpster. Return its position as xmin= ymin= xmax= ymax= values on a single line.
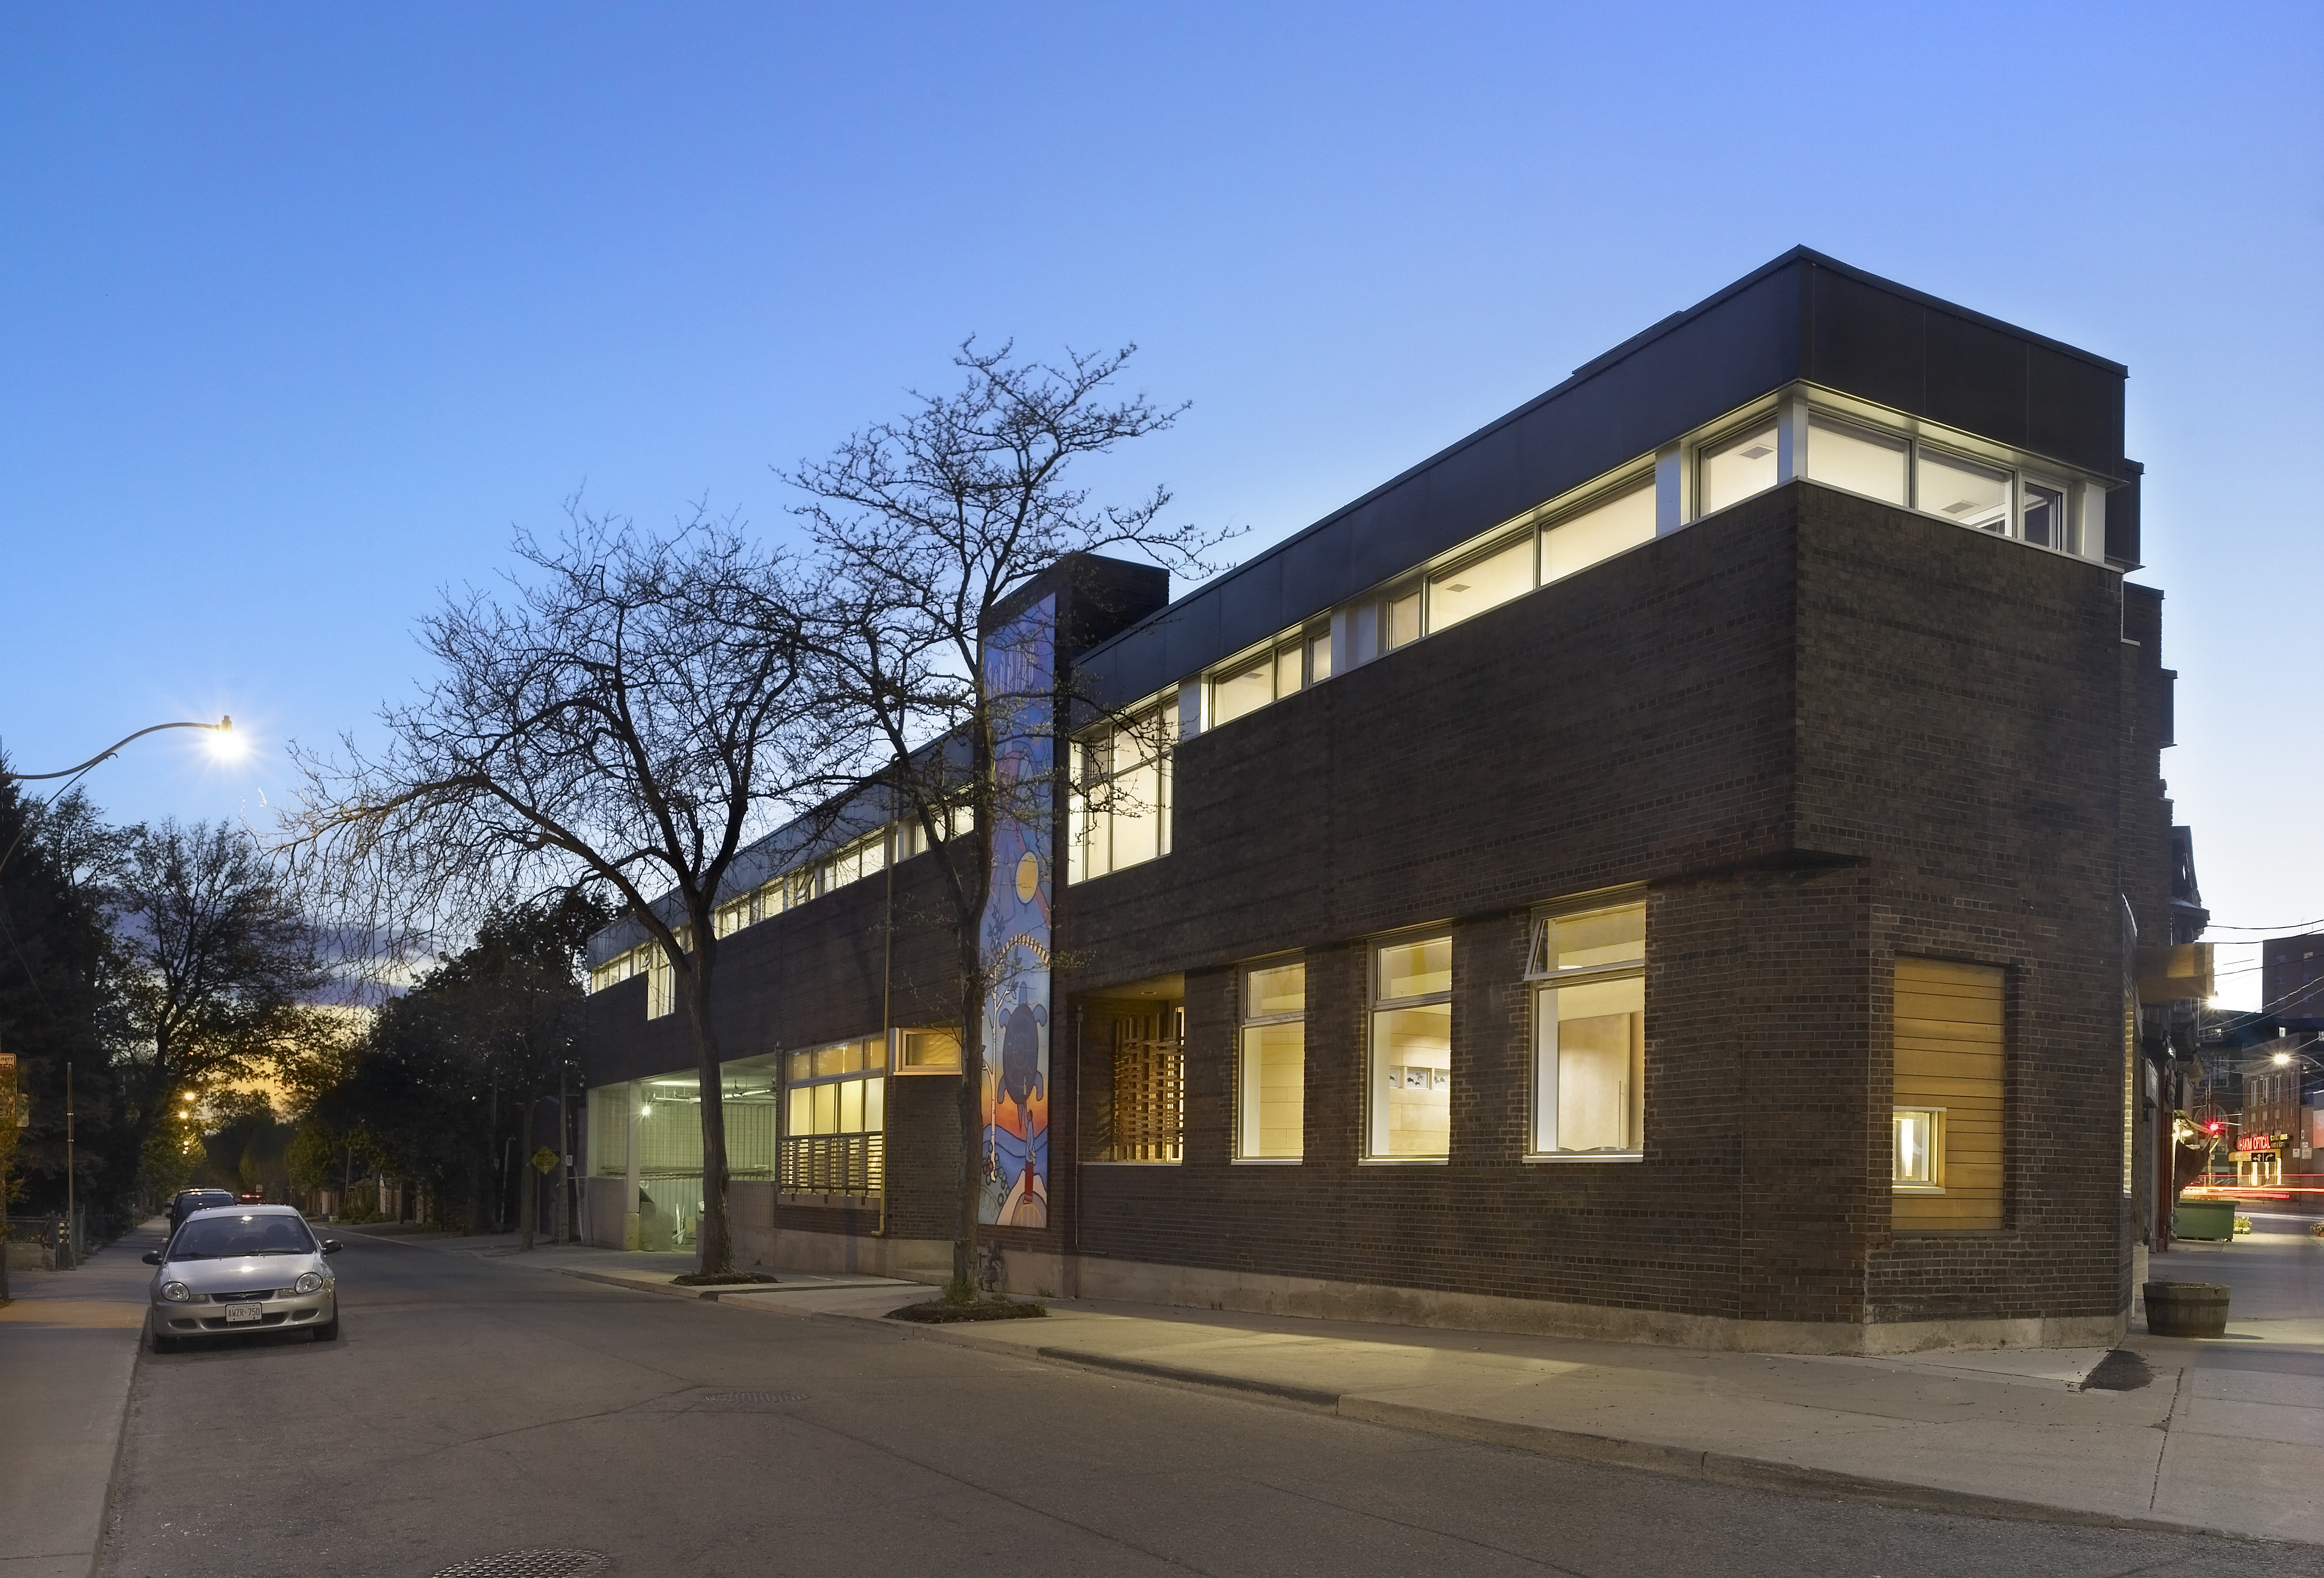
xmin=2174 ymin=1199 xmax=2235 ymax=1241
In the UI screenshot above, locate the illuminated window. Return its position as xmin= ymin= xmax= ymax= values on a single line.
xmin=896 ymin=1028 xmax=961 ymax=1073
xmin=781 ymin=1037 xmax=885 ymax=1196
xmin=646 ymin=931 xmax=688 ymax=1020
xmin=1369 ymin=934 xmax=1452 ymax=1160
xmin=1542 ymin=482 xmax=1655 ymax=584
xmin=1068 ymin=698 xmax=1175 ymax=884
xmin=1206 ymin=628 xmax=1327 ymax=731
xmin=1805 ymin=413 xmax=1908 ymax=505
xmin=1427 ymin=533 xmax=1533 ymax=632
xmin=896 ymin=801 xmax=970 ymax=859
xmin=1914 ymin=447 xmax=2011 ymax=533
xmin=1699 ymin=420 xmax=1780 ymax=515
xmin=2020 ymin=476 xmax=2074 ymax=553
xmin=1238 ymin=959 xmax=1305 ymax=1161
xmin=1527 ymin=899 xmax=1646 ymax=1159
xmin=1893 ymin=1107 xmax=1944 ymax=1190
xmin=821 ymin=830 xmax=888 ymax=893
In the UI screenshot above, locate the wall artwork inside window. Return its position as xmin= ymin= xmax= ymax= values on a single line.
xmin=1370 ymin=935 xmax=1452 ymax=1159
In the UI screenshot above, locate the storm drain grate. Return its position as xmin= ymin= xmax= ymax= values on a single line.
xmin=703 ymin=1390 xmax=809 ymax=1404
xmin=429 ymin=1551 xmax=605 ymax=1578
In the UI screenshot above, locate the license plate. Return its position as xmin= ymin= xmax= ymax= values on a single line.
xmin=221 ymin=1302 xmax=262 ymax=1324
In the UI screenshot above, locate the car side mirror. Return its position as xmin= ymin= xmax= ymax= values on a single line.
xmin=142 ymin=1250 xmax=162 ymax=1265
xmin=321 ymin=1240 xmax=342 ymax=1256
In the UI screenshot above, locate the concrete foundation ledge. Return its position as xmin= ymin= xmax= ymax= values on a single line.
xmin=1069 ymin=1254 xmax=2130 ymax=1356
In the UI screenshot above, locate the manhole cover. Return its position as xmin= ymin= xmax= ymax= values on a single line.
xmin=703 ymin=1390 xmax=808 ymax=1404
xmin=430 ymin=1551 xmax=605 ymax=1578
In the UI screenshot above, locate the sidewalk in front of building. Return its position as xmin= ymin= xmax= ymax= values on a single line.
xmin=380 ymin=1222 xmax=2324 ymax=1545
xmin=0 ymin=1217 xmax=166 ymax=1578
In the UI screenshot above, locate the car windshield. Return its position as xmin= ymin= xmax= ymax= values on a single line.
xmin=168 ymin=1214 xmax=316 ymax=1260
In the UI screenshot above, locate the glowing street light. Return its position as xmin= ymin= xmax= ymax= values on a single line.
xmin=0 ymin=716 xmax=239 ymax=877
xmin=0 ymin=715 xmax=236 ymax=783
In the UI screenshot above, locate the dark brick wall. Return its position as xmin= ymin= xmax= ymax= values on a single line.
xmin=1055 ymin=480 xmax=2149 ymax=1330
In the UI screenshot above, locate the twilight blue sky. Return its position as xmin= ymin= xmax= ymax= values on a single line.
xmin=3 ymin=3 xmax=2318 ymax=1007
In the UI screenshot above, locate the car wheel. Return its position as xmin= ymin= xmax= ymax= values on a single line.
xmin=150 ymin=1327 xmax=177 ymax=1355
xmin=312 ymin=1312 xmax=339 ymax=1343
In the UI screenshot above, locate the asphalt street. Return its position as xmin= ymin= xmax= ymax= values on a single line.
xmin=98 ymin=1234 xmax=2324 ymax=1578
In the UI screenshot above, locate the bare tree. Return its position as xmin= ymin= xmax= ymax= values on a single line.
xmin=278 ymin=506 xmax=831 ymax=1277
xmin=106 ymin=819 xmax=330 ymax=1182
xmin=786 ymin=341 xmax=1231 ymax=1296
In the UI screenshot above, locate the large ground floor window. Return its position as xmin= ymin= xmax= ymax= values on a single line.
xmin=1528 ymin=898 xmax=1646 ymax=1160
xmin=782 ymin=1037 xmax=885 ymax=1195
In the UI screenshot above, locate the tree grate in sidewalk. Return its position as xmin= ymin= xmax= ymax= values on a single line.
xmin=430 ymin=1550 xmax=606 ymax=1578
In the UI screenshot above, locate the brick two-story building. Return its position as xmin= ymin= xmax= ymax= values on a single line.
xmin=581 ymin=248 xmax=2179 ymax=1355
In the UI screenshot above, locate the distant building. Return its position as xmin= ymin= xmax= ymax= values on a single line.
xmin=2262 ymin=933 xmax=2324 ymax=1029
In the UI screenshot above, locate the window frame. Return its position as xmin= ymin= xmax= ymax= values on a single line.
xmin=1525 ymin=892 xmax=1647 ymax=1163
xmin=779 ymin=1035 xmax=888 ymax=1197
xmin=1235 ymin=954 xmax=1307 ymax=1164
xmin=1892 ymin=1105 xmax=1947 ymax=1194
xmin=1364 ymin=928 xmax=1455 ymax=1164
xmin=1068 ymin=695 xmax=1176 ymax=884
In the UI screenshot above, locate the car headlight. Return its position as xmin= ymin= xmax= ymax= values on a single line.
xmin=294 ymin=1271 xmax=323 ymax=1294
xmin=160 ymin=1282 xmax=194 ymax=1303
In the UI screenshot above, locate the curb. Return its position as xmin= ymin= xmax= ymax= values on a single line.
xmin=552 ymin=1268 xmax=731 ymax=1301
xmin=818 ymin=1307 xmax=2282 ymax=1543
xmin=1335 ymin=1396 xmax=2247 ymax=1541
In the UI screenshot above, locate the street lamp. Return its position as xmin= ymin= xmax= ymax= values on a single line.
xmin=0 ymin=716 xmax=238 ymax=878
xmin=0 ymin=715 xmax=237 ymax=783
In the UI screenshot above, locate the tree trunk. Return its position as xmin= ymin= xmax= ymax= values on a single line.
xmin=684 ymin=940 xmax=733 ymax=1277
xmin=952 ymin=730 xmax=997 ymax=1299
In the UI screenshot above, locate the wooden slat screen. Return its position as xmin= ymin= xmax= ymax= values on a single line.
xmin=1111 ymin=1014 xmax=1183 ymax=1162
xmin=1894 ymin=957 xmax=2004 ymax=1231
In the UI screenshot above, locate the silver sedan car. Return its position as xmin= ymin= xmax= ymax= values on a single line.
xmin=144 ymin=1205 xmax=342 ymax=1351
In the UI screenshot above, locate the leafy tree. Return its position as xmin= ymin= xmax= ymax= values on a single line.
xmin=312 ymin=896 xmax=603 ymax=1242
xmin=0 ymin=774 xmax=129 ymax=1217
xmin=104 ymin=819 xmax=330 ymax=1193
xmin=787 ymin=342 xmax=1229 ymax=1294
xmin=280 ymin=511 xmax=833 ymax=1274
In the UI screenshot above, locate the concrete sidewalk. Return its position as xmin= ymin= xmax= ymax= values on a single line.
xmin=401 ymin=1225 xmax=2324 ymax=1545
xmin=0 ymin=1218 xmax=165 ymax=1578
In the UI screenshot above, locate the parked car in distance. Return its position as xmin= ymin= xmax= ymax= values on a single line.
xmin=165 ymin=1188 xmax=238 ymax=1232
xmin=235 ymin=1191 xmax=264 ymax=1204
xmin=143 ymin=1206 xmax=342 ymax=1352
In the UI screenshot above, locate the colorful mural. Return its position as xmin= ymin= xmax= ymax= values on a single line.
xmin=979 ymin=594 xmax=1056 ymax=1228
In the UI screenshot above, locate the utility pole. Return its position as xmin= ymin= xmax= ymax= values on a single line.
xmin=63 ymin=1064 xmax=74 ymax=1270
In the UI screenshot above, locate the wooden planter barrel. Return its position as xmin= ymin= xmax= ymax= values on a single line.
xmin=2144 ymin=1281 xmax=2229 ymax=1338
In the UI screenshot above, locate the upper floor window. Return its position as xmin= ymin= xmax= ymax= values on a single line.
xmin=1068 ymin=697 xmax=1174 ymax=884
xmin=1526 ymin=898 xmax=1645 ymax=1160
xmin=822 ymin=830 xmax=888 ymax=892
xmin=1343 ymin=478 xmax=1655 ymax=671
xmin=646 ymin=930 xmax=689 ymax=1019
xmin=1209 ymin=631 xmax=1327 ymax=728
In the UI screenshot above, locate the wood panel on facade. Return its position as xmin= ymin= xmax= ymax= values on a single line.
xmin=1894 ymin=956 xmax=2004 ymax=1231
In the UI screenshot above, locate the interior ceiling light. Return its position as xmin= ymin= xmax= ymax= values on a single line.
xmin=1942 ymin=499 xmax=1977 ymax=515
xmin=1741 ymin=445 xmax=1773 ymax=460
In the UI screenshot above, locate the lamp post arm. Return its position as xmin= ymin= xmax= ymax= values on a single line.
xmin=0 ymin=718 xmax=231 ymax=783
